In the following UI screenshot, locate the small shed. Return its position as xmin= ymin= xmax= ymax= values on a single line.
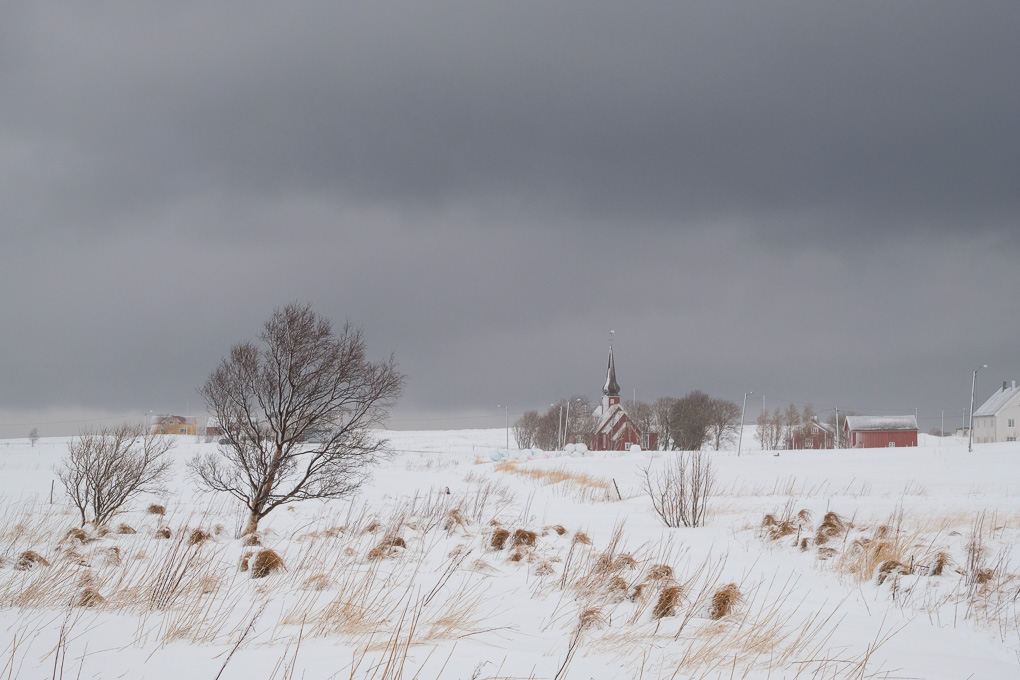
xmin=843 ymin=415 xmax=917 ymax=448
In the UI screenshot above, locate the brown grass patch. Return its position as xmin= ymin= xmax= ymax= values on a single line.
xmin=442 ymin=509 xmax=465 ymax=531
xmin=876 ymin=560 xmax=911 ymax=585
xmin=251 ymin=549 xmax=285 ymax=578
xmin=628 ymin=583 xmax=647 ymax=602
xmin=815 ymin=511 xmax=849 ymax=545
xmin=613 ymin=553 xmax=637 ymax=570
xmin=652 ymin=585 xmax=683 ymax=619
xmin=534 ymin=561 xmax=555 ymax=576
xmin=508 ymin=550 xmax=526 ymax=563
xmin=511 ymin=529 xmax=538 ymax=548
xmin=155 ymin=527 xmax=171 ymax=539
xmin=14 ymin=550 xmax=50 ymax=571
xmin=578 ymin=607 xmax=608 ymax=631
xmin=146 ymin=504 xmax=166 ymax=515
xmin=363 ymin=520 xmax=381 ymax=533
xmin=572 ymin=532 xmax=592 ymax=545
xmin=709 ymin=583 xmax=741 ymax=620
xmin=76 ymin=588 xmax=105 ymax=608
xmin=494 ymin=460 xmax=611 ymax=491
xmin=242 ymin=533 xmax=261 ymax=547
xmin=239 ymin=551 xmax=253 ymax=572
xmin=544 ymin=524 xmax=568 ymax=536
xmin=931 ymin=551 xmax=952 ymax=576
xmin=187 ymin=529 xmax=211 ymax=546
xmin=303 ymin=573 xmax=331 ymax=591
xmin=65 ymin=527 xmax=89 ymax=542
xmin=647 ymin=564 xmax=673 ymax=581
xmin=491 ymin=528 xmax=511 ymax=550
xmin=116 ymin=523 xmax=136 ymax=535
xmin=607 ymin=575 xmax=629 ymax=601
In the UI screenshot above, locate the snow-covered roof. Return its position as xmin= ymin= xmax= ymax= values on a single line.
xmin=974 ymin=382 xmax=1020 ymax=418
xmin=844 ymin=415 xmax=917 ymax=432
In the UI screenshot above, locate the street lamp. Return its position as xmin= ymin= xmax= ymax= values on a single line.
xmin=497 ymin=404 xmax=509 ymax=450
xmin=968 ymin=364 xmax=987 ymax=453
xmin=737 ymin=391 xmax=753 ymax=457
xmin=563 ymin=397 xmax=582 ymax=448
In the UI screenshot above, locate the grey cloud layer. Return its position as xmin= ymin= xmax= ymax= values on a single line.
xmin=1 ymin=2 xmax=1018 ymax=435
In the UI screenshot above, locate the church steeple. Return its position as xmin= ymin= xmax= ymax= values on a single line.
xmin=603 ymin=345 xmax=620 ymax=397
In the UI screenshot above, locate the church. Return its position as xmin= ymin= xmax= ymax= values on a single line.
xmin=590 ymin=346 xmax=657 ymax=451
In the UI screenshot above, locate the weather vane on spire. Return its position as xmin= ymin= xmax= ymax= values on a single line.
xmin=609 ymin=329 xmax=615 ymax=346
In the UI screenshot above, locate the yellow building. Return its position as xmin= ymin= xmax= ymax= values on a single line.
xmin=152 ymin=414 xmax=197 ymax=435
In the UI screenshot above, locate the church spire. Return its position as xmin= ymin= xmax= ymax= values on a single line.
xmin=603 ymin=345 xmax=620 ymax=397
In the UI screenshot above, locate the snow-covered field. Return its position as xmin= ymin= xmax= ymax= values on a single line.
xmin=1 ymin=430 xmax=1019 ymax=679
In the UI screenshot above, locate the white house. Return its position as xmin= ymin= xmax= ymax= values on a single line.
xmin=973 ymin=381 xmax=1020 ymax=443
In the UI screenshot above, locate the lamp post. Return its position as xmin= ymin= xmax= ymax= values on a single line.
xmin=497 ymin=404 xmax=508 ymax=449
xmin=737 ymin=391 xmax=753 ymax=457
xmin=968 ymin=364 xmax=987 ymax=453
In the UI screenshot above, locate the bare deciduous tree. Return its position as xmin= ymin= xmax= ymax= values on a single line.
xmin=28 ymin=428 xmax=39 ymax=447
xmin=57 ymin=424 xmax=175 ymax=526
xmin=513 ymin=410 xmax=540 ymax=449
xmin=706 ymin=398 xmax=741 ymax=450
xmin=642 ymin=449 xmax=715 ymax=528
xmin=191 ymin=303 xmax=404 ymax=535
xmin=652 ymin=397 xmax=679 ymax=450
xmin=668 ymin=391 xmax=714 ymax=451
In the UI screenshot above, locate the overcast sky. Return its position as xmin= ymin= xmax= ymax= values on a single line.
xmin=2 ymin=1 xmax=1019 ymax=439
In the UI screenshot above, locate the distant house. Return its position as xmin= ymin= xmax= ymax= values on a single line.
xmin=152 ymin=414 xmax=197 ymax=436
xmin=973 ymin=381 xmax=1020 ymax=443
xmin=843 ymin=415 xmax=917 ymax=448
xmin=590 ymin=347 xmax=658 ymax=451
xmin=789 ymin=418 xmax=835 ymax=450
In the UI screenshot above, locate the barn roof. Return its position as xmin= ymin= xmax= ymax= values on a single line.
xmin=974 ymin=382 xmax=1020 ymax=417
xmin=844 ymin=415 xmax=917 ymax=432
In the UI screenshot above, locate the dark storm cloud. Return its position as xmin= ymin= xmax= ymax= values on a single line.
xmin=1 ymin=2 xmax=1019 ymax=437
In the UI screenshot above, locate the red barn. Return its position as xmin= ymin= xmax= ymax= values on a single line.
xmin=590 ymin=346 xmax=657 ymax=451
xmin=843 ymin=415 xmax=917 ymax=448
xmin=789 ymin=419 xmax=836 ymax=449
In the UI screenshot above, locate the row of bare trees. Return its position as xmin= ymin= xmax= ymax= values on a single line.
xmin=513 ymin=396 xmax=599 ymax=450
xmin=755 ymin=404 xmax=854 ymax=450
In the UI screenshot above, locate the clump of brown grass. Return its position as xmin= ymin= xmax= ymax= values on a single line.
xmin=799 ymin=537 xmax=810 ymax=551
xmin=817 ymin=546 xmax=838 ymax=560
xmin=14 ymin=550 xmax=50 ymax=571
xmin=607 ymin=576 xmax=629 ymax=601
xmin=241 ymin=533 xmax=261 ymax=547
xmin=876 ymin=560 xmax=911 ymax=585
xmin=101 ymin=546 xmax=121 ymax=566
xmin=709 ymin=583 xmax=741 ymax=620
xmin=116 ymin=523 xmax=136 ymax=535
xmin=303 ymin=573 xmax=331 ymax=591
xmin=578 ymin=607 xmax=608 ymax=631
xmin=442 ymin=509 xmax=465 ymax=532
xmin=573 ymin=531 xmax=592 ymax=545
xmin=508 ymin=550 xmax=526 ymax=563
xmin=363 ymin=520 xmax=381 ymax=533
xmin=815 ymin=511 xmax=848 ymax=545
xmin=77 ymin=588 xmax=105 ymax=608
xmin=239 ymin=551 xmax=253 ymax=572
xmin=628 ymin=583 xmax=647 ymax=602
xmin=155 ymin=527 xmax=171 ymax=539
xmin=974 ymin=567 xmax=995 ymax=584
xmin=511 ymin=529 xmax=538 ymax=548
xmin=65 ymin=527 xmax=89 ymax=542
xmin=188 ymin=529 xmax=211 ymax=546
xmin=614 ymin=553 xmax=637 ymax=570
xmin=251 ymin=549 xmax=285 ymax=578
xmin=147 ymin=504 xmax=166 ymax=515
xmin=544 ymin=524 xmax=568 ymax=536
xmin=653 ymin=585 xmax=683 ymax=619
xmin=797 ymin=508 xmax=813 ymax=523
xmin=930 ymin=551 xmax=952 ymax=576
xmin=491 ymin=528 xmax=511 ymax=550
xmin=534 ymin=561 xmax=555 ymax=576
xmin=96 ymin=525 xmax=112 ymax=537
xmin=647 ymin=564 xmax=673 ymax=581
xmin=367 ymin=536 xmax=407 ymax=560
xmin=762 ymin=514 xmax=798 ymax=541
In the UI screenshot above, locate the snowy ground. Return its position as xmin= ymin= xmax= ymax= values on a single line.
xmin=0 ymin=430 xmax=1018 ymax=678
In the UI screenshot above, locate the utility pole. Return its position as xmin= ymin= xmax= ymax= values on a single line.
xmin=969 ymin=364 xmax=987 ymax=453
xmin=737 ymin=391 xmax=753 ymax=457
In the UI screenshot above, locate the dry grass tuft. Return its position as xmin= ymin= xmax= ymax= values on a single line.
xmin=573 ymin=531 xmax=592 ymax=545
xmin=797 ymin=508 xmax=813 ymax=523
xmin=974 ymin=567 xmax=995 ymax=584
xmin=188 ymin=529 xmax=211 ymax=546
xmin=155 ymin=527 xmax=171 ymax=539
xmin=96 ymin=525 xmax=112 ymax=537
xmin=647 ymin=564 xmax=673 ymax=581
xmin=652 ymin=585 xmax=683 ymax=619
xmin=817 ymin=546 xmax=838 ymax=560
xmin=239 ymin=551 xmax=253 ymax=572
xmin=491 ymin=528 xmax=511 ymax=550
xmin=442 ymin=509 xmax=466 ymax=531
xmin=363 ymin=520 xmax=381 ymax=533
xmin=762 ymin=514 xmax=797 ymax=540
xmin=511 ymin=529 xmax=538 ymax=548
xmin=147 ymin=504 xmax=166 ymax=515
xmin=815 ymin=511 xmax=848 ymax=545
xmin=250 ymin=549 xmax=285 ymax=578
xmin=578 ymin=607 xmax=608 ymax=631
xmin=241 ymin=533 xmax=261 ymax=547
xmin=613 ymin=553 xmax=637 ymax=570
xmin=876 ymin=560 xmax=911 ymax=585
xmin=116 ymin=523 xmax=137 ymax=535
xmin=628 ymin=583 xmax=647 ymax=602
xmin=303 ymin=573 xmax=331 ymax=591
xmin=534 ymin=561 xmax=555 ymax=576
xmin=76 ymin=588 xmax=105 ymax=608
xmin=65 ymin=527 xmax=89 ymax=542
xmin=709 ymin=583 xmax=741 ymax=619
xmin=367 ymin=535 xmax=407 ymax=560
xmin=14 ymin=550 xmax=50 ymax=571
xmin=545 ymin=524 xmax=568 ymax=536
xmin=931 ymin=551 xmax=952 ymax=576
xmin=607 ymin=575 xmax=629 ymax=601
xmin=101 ymin=546 xmax=122 ymax=566
xmin=508 ymin=550 xmax=526 ymax=563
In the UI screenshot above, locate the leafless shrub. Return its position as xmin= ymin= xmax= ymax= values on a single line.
xmin=58 ymin=424 xmax=174 ymax=526
xmin=490 ymin=528 xmax=510 ymax=550
xmin=511 ymin=529 xmax=538 ymax=548
xmin=642 ymin=450 xmax=714 ymax=528
xmin=251 ymin=549 xmax=285 ymax=578
xmin=653 ymin=585 xmax=683 ymax=618
xmin=14 ymin=550 xmax=50 ymax=570
xmin=147 ymin=504 xmax=166 ymax=516
xmin=709 ymin=583 xmax=741 ymax=619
